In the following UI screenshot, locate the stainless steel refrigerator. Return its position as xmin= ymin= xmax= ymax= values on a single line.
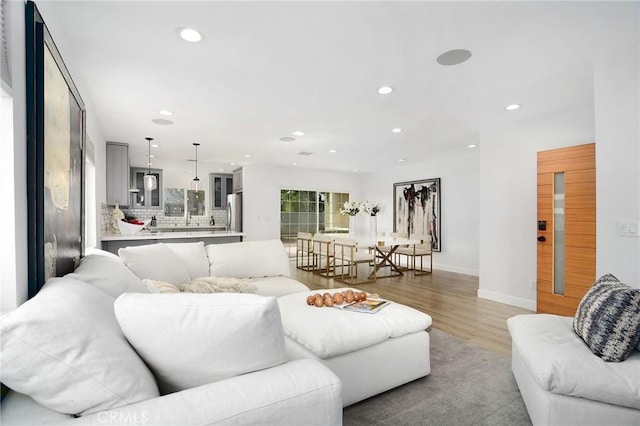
xmin=227 ymin=193 xmax=242 ymax=232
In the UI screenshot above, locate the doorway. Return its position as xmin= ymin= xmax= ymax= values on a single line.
xmin=537 ymin=143 xmax=596 ymax=315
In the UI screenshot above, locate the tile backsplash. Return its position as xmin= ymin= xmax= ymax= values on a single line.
xmin=102 ymin=204 xmax=227 ymax=233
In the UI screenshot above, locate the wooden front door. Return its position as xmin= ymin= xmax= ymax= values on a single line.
xmin=537 ymin=143 xmax=596 ymax=316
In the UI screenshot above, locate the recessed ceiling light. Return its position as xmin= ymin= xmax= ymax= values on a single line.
xmin=149 ymin=154 xmax=156 ymax=158
xmin=218 ymin=168 xmax=225 ymax=172
xmin=147 ymin=162 xmax=152 ymax=166
xmin=353 ymin=168 xmax=359 ymax=172
xmin=159 ymin=110 xmax=173 ymax=116
xmin=291 ymin=162 xmax=297 ymax=166
xmin=392 ymin=128 xmax=402 ymax=133
xmin=329 ymin=149 xmax=337 ymax=153
xmin=280 ymin=137 xmax=296 ymax=142
xmin=436 ymin=49 xmax=472 ymax=66
xmin=505 ymin=104 xmax=521 ymax=111
xmin=152 ymin=118 xmax=173 ymax=125
xmin=244 ymin=154 xmax=251 ymax=158
xmin=230 ymin=162 xmax=236 ymax=166
xmin=377 ymin=86 xmax=394 ymax=95
xmin=151 ymin=144 xmax=160 ymax=148
xmin=468 ymin=144 xmax=478 ymax=148
xmin=399 ymin=158 xmax=406 ymax=162
xmin=178 ymin=27 xmax=202 ymax=43
xmin=292 ymin=131 xmax=305 ymax=136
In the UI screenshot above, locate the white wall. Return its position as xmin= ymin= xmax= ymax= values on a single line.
xmin=35 ymin=1 xmax=108 ymax=248
xmin=477 ymin=101 xmax=595 ymax=310
xmin=243 ymin=164 xmax=363 ymax=241
xmin=7 ymin=1 xmax=638 ymax=313
xmin=478 ymin=4 xmax=640 ymax=309
xmin=593 ymin=36 xmax=640 ymax=286
xmin=4 ymin=0 xmax=28 ymax=310
xmin=362 ymin=149 xmax=480 ymax=275
xmin=3 ymin=1 xmax=107 ymax=308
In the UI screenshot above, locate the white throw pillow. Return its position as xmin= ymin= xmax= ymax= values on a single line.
xmin=114 ymin=293 xmax=288 ymax=394
xmin=0 ymin=277 xmax=159 ymax=416
xmin=85 ymin=247 xmax=120 ymax=260
xmin=164 ymin=242 xmax=210 ymax=279
xmin=206 ymin=240 xmax=291 ymax=278
xmin=66 ymin=254 xmax=148 ymax=298
xmin=119 ymin=243 xmax=191 ymax=284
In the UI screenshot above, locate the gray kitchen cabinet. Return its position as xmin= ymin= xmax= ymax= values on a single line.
xmin=209 ymin=173 xmax=233 ymax=209
xmin=233 ymin=168 xmax=243 ymax=193
xmin=106 ymin=142 xmax=130 ymax=206
xmin=130 ymin=167 xmax=163 ymax=208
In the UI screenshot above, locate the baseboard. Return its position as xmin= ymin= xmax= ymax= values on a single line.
xmin=433 ymin=263 xmax=479 ymax=277
xmin=477 ymin=289 xmax=536 ymax=311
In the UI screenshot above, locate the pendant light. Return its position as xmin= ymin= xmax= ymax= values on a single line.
xmin=192 ymin=142 xmax=200 ymax=190
xmin=144 ymin=137 xmax=157 ymax=191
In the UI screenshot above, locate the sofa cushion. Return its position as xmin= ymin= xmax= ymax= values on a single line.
xmin=573 ymin=273 xmax=640 ymax=362
xmin=164 ymin=242 xmax=210 ymax=279
xmin=205 ymin=240 xmax=291 ymax=278
xmin=250 ymin=276 xmax=309 ymax=297
xmin=66 ymin=254 xmax=148 ymax=298
xmin=0 ymin=277 xmax=159 ymax=416
xmin=114 ymin=293 xmax=288 ymax=394
xmin=508 ymin=314 xmax=640 ymax=410
xmin=119 ymin=243 xmax=192 ymax=284
xmin=278 ymin=288 xmax=432 ymax=359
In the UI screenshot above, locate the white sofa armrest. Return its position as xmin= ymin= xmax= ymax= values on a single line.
xmin=1 ymin=360 xmax=343 ymax=426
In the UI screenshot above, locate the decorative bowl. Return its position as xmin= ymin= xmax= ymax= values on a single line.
xmin=118 ymin=219 xmax=151 ymax=235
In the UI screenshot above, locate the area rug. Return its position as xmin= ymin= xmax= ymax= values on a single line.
xmin=343 ymin=328 xmax=532 ymax=426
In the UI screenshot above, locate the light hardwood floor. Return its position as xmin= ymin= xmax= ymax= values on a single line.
xmin=292 ymin=265 xmax=534 ymax=355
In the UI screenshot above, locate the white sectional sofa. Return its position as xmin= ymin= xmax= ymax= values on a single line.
xmin=507 ymin=274 xmax=640 ymax=426
xmin=278 ymin=290 xmax=432 ymax=407
xmin=0 ymin=240 xmax=342 ymax=425
xmin=508 ymin=314 xmax=640 ymax=426
xmin=1 ymin=239 xmax=433 ymax=424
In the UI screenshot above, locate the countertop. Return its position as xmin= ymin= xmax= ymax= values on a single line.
xmin=101 ymin=230 xmax=244 ymax=241
xmin=149 ymin=226 xmax=228 ymax=232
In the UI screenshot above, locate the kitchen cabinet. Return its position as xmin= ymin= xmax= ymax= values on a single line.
xmin=106 ymin=142 xmax=130 ymax=206
xmin=130 ymin=167 xmax=163 ymax=208
xmin=209 ymin=173 xmax=233 ymax=209
xmin=233 ymin=168 xmax=243 ymax=193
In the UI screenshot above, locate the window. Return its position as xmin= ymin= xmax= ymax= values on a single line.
xmin=280 ymin=189 xmax=350 ymax=256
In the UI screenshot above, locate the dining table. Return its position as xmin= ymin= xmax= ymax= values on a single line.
xmin=359 ymin=236 xmax=421 ymax=280
xmin=319 ymin=233 xmax=421 ymax=281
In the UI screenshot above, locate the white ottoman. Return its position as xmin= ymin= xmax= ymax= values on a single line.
xmin=278 ymin=288 xmax=432 ymax=406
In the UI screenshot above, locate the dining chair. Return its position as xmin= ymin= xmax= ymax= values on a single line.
xmin=395 ymin=234 xmax=433 ymax=275
xmin=311 ymin=233 xmax=335 ymax=277
xmin=333 ymin=236 xmax=377 ymax=285
xmin=295 ymin=232 xmax=314 ymax=270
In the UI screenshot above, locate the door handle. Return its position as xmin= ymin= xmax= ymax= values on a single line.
xmin=537 ymin=236 xmax=546 ymax=242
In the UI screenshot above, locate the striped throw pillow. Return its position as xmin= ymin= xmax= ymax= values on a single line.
xmin=573 ymin=274 xmax=640 ymax=362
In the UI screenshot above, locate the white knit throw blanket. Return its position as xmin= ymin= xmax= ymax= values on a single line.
xmin=178 ymin=276 xmax=257 ymax=294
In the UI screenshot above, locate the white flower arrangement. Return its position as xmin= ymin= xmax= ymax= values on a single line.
xmin=340 ymin=200 xmax=382 ymax=216
xmin=360 ymin=200 xmax=382 ymax=216
xmin=340 ymin=200 xmax=361 ymax=216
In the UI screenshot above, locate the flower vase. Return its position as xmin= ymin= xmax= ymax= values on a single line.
xmin=110 ymin=202 xmax=125 ymax=234
xmin=370 ymin=215 xmax=377 ymax=242
xmin=349 ymin=215 xmax=356 ymax=237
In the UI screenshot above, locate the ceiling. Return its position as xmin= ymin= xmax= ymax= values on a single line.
xmin=36 ymin=1 xmax=637 ymax=175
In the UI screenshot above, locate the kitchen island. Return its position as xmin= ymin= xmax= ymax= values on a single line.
xmin=100 ymin=230 xmax=244 ymax=254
